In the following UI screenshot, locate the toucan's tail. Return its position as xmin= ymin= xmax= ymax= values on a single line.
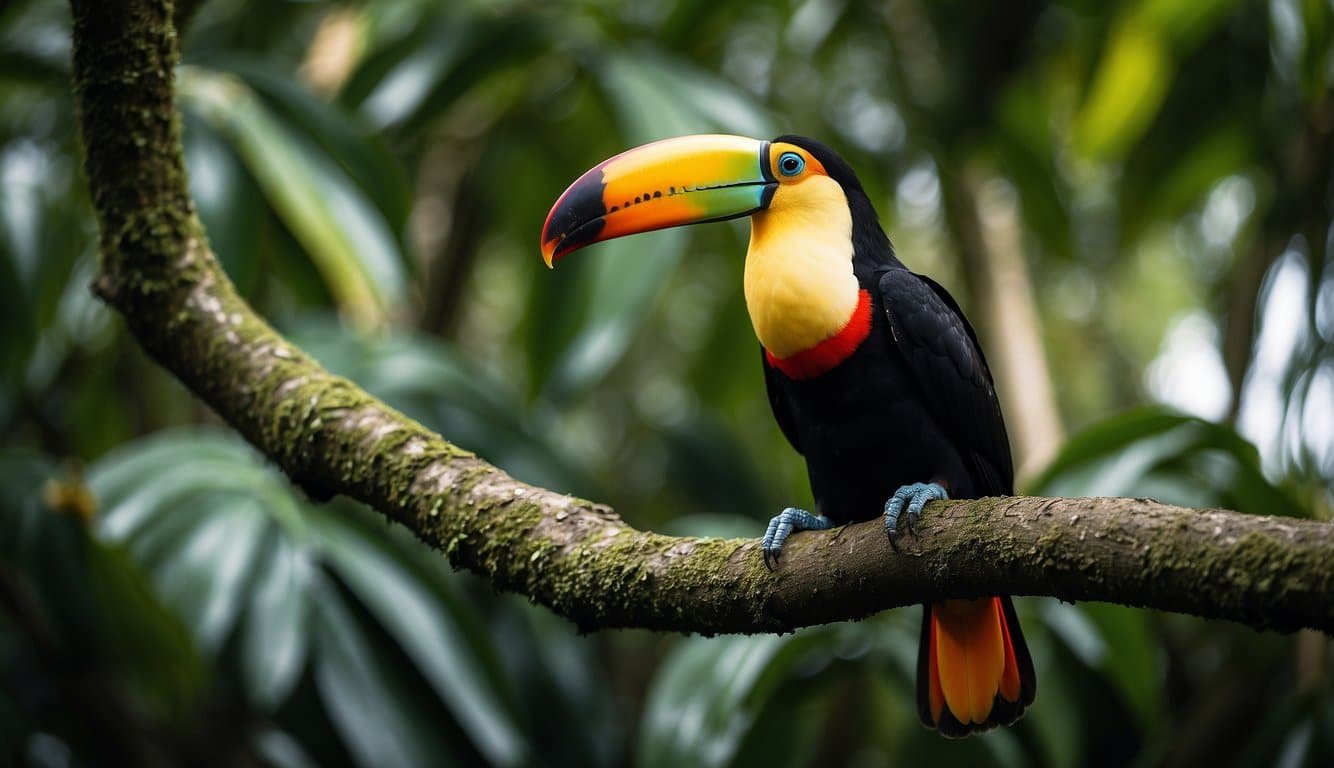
xmin=916 ymin=596 xmax=1036 ymax=737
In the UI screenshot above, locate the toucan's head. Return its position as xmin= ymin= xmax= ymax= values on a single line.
xmin=540 ymin=134 xmax=877 ymax=266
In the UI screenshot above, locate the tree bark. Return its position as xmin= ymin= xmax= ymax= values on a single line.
xmin=69 ymin=0 xmax=1334 ymax=637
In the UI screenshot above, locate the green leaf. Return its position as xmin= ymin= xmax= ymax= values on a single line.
xmin=91 ymin=432 xmax=289 ymax=540
xmin=1019 ymin=624 xmax=1083 ymax=768
xmin=1080 ymin=603 xmax=1159 ymax=729
xmin=180 ymin=68 xmax=405 ymax=327
xmin=148 ymin=495 xmax=268 ymax=652
xmin=211 ymin=56 xmax=413 ymax=239
xmin=240 ymin=535 xmax=313 ymax=710
xmin=0 ymin=143 xmax=90 ymax=387
xmin=0 ymin=226 xmax=34 ymax=395
xmin=312 ymin=587 xmax=460 ymax=768
xmin=313 ymin=510 xmax=528 ymax=767
xmin=183 ymin=111 xmax=265 ymax=294
xmin=253 ymin=728 xmax=320 ymax=768
xmin=637 ymin=628 xmax=849 ymax=768
xmin=1074 ymin=0 xmax=1241 ymax=161
xmin=1029 ymin=406 xmax=1308 ymax=518
xmin=342 ymin=12 xmax=540 ymax=136
xmin=638 ymin=634 xmax=786 ymax=768
xmin=89 ymin=431 xmax=312 ymax=701
xmin=0 ymin=4 xmax=71 ymax=87
xmin=1040 ymin=601 xmax=1161 ymax=731
xmin=488 ymin=601 xmax=620 ymax=767
xmin=1074 ymin=18 xmax=1173 ymax=160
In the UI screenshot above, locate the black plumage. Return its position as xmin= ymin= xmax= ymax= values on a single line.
xmin=762 ymin=135 xmax=1013 ymax=520
xmin=761 ymin=136 xmax=1034 ymax=737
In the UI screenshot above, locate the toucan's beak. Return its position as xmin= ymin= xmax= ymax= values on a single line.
xmin=541 ymin=134 xmax=775 ymax=266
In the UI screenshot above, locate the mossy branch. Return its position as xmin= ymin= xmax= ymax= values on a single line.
xmin=69 ymin=0 xmax=1334 ymax=636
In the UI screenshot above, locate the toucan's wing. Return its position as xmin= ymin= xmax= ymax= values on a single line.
xmin=877 ymin=267 xmax=1014 ymax=495
xmin=762 ymin=347 xmax=803 ymax=455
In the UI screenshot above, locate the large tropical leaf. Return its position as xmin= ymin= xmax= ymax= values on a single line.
xmin=636 ymin=617 xmax=917 ymax=768
xmin=211 ymin=56 xmax=414 ymax=239
xmin=180 ymin=68 xmax=406 ymax=327
xmin=87 ymin=430 xmax=530 ymax=767
xmin=637 ymin=632 xmax=824 ymax=768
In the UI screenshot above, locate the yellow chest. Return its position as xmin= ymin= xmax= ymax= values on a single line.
xmin=743 ymin=180 xmax=859 ymax=359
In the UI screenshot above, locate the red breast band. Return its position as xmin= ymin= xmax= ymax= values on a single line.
xmin=764 ymin=289 xmax=873 ymax=380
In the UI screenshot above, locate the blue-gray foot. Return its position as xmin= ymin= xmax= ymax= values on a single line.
xmin=761 ymin=507 xmax=831 ymax=570
xmin=884 ymin=482 xmax=948 ymax=550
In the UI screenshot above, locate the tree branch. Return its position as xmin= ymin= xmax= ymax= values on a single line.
xmin=69 ymin=0 xmax=1334 ymax=636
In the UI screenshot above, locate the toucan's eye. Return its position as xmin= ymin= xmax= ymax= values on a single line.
xmin=778 ymin=152 xmax=804 ymax=177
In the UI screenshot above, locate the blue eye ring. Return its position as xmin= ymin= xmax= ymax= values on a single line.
xmin=777 ymin=151 xmax=805 ymax=177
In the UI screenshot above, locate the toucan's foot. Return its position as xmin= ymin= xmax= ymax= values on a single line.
xmin=761 ymin=507 xmax=831 ymax=570
xmin=884 ymin=482 xmax=948 ymax=549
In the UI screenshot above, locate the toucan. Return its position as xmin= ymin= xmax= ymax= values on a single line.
xmin=540 ymin=134 xmax=1036 ymax=737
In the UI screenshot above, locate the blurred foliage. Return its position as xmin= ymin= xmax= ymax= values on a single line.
xmin=2 ymin=0 xmax=1333 ymax=765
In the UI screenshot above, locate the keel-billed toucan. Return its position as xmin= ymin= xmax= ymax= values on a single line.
xmin=541 ymin=134 xmax=1036 ymax=736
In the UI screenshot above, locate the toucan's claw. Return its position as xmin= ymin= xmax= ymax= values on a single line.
xmin=884 ymin=482 xmax=948 ymax=548
xmin=761 ymin=507 xmax=831 ymax=570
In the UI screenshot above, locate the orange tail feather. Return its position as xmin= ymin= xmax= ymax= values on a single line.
xmin=916 ymin=596 xmax=1035 ymax=737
